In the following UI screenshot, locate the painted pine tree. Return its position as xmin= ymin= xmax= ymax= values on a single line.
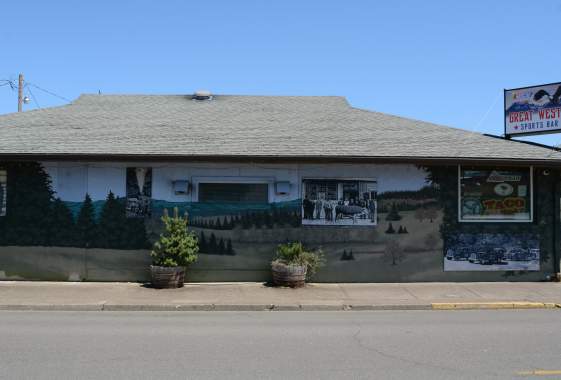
xmin=0 ymin=162 xmax=54 ymax=246
xmin=50 ymin=198 xmax=77 ymax=247
xmin=76 ymin=194 xmax=97 ymax=248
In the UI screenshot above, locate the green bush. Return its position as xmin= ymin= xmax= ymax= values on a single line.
xmin=273 ymin=241 xmax=324 ymax=279
xmin=151 ymin=208 xmax=199 ymax=267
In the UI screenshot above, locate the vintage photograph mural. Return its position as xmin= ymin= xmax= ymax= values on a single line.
xmin=0 ymin=161 xmax=554 ymax=282
xmin=444 ymin=233 xmax=540 ymax=271
xmin=126 ymin=167 xmax=152 ymax=218
xmin=301 ymin=179 xmax=377 ymax=226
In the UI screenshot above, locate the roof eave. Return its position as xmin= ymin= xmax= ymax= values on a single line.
xmin=0 ymin=153 xmax=560 ymax=167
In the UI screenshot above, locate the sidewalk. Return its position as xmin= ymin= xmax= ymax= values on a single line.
xmin=1 ymin=281 xmax=560 ymax=311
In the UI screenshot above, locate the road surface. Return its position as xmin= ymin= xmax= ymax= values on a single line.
xmin=1 ymin=310 xmax=560 ymax=379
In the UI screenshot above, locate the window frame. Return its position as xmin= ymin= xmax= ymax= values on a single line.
xmin=193 ymin=176 xmax=273 ymax=203
xmin=457 ymin=165 xmax=533 ymax=223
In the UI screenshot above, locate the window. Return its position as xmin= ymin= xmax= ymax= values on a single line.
xmin=198 ymin=183 xmax=269 ymax=203
xmin=0 ymin=169 xmax=6 ymax=216
xmin=126 ymin=168 xmax=152 ymax=217
xmin=459 ymin=166 xmax=532 ymax=222
xmin=302 ymin=179 xmax=377 ymax=226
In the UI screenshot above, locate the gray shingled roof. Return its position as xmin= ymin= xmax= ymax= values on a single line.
xmin=0 ymin=94 xmax=560 ymax=163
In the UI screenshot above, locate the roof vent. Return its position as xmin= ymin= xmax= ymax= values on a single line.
xmin=193 ymin=90 xmax=212 ymax=101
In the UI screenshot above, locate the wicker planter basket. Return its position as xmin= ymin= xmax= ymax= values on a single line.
xmin=271 ymin=262 xmax=307 ymax=288
xmin=150 ymin=265 xmax=186 ymax=289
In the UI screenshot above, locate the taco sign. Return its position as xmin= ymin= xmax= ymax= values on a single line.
xmin=482 ymin=197 xmax=526 ymax=215
xmin=505 ymin=82 xmax=561 ymax=137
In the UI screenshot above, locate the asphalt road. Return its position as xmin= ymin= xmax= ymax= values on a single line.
xmin=1 ymin=310 xmax=560 ymax=380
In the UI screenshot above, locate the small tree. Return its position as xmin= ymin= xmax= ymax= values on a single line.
xmin=241 ymin=213 xmax=251 ymax=229
xmin=218 ymin=238 xmax=226 ymax=255
xmin=209 ymin=233 xmax=218 ymax=254
xmin=199 ymin=231 xmax=207 ymax=253
xmin=1 ymin=162 xmax=54 ymax=246
xmin=385 ymin=203 xmax=402 ymax=221
xmin=50 ymin=198 xmax=76 ymax=247
xmin=264 ymin=212 xmax=273 ymax=229
xmin=151 ymin=208 xmax=199 ymax=267
xmin=124 ymin=217 xmax=150 ymax=249
xmin=226 ymin=239 xmax=235 ymax=255
xmin=384 ymin=239 xmax=404 ymax=266
xmin=414 ymin=207 xmax=426 ymax=223
xmin=385 ymin=222 xmax=395 ymax=234
xmin=96 ymin=191 xmax=127 ymax=249
xmin=76 ymin=194 xmax=97 ymax=248
xmin=425 ymin=207 xmax=438 ymax=223
xmin=273 ymin=242 xmax=324 ymax=280
xmin=424 ymin=232 xmax=440 ymax=251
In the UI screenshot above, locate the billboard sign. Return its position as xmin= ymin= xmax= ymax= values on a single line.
xmin=505 ymin=82 xmax=561 ymax=137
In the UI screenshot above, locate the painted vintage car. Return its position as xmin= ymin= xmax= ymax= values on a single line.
xmin=446 ymin=247 xmax=472 ymax=261
xmin=468 ymin=247 xmax=506 ymax=265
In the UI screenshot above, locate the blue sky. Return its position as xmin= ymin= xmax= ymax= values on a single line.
xmin=1 ymin=1 xmax=561 ymax=146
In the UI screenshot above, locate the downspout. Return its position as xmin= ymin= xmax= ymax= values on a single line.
xmin=555 ymin=170 xmax=561 ymax=281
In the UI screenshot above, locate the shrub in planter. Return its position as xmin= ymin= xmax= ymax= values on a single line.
xmin=150 ymin=208 xmax=199 ymax=289
xmin=271 ymin=242 xmax=324 ymax=288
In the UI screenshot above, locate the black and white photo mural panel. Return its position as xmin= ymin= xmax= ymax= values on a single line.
xmin=302 ymin=179 xmax=377 ymax=226
xmin=444 ymin=233 xmax=540 ymax=271
xmin=126 ymin=167 xmax=152 ymax=218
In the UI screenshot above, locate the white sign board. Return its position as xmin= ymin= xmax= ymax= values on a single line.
xmin=505 ymin=82 xmax=561 ymax=136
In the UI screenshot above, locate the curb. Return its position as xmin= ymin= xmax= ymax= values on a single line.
xmin=0 ymin=302 xmax=558 ymax=312
xmin=0 ymin=303 xmax=432 ymax=312
xmin=431 ymin=302 xmax=561 ymax=310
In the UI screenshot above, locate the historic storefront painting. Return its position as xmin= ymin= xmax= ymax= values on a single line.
xmin=301 ymin=179 xmax=377 ymax=226
xmin=444 ymin=233 xmax=540 ymax=271
xmin=0 ymin=162 xmax=554 ymax=282
xmin=126 ymin=167 xmax=152 ymax=218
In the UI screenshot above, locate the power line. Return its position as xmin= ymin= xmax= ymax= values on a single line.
xmin=471 ymin=91 xmax=502 ymax=133
xmin=26 ymin=85 xmax=40 ymax=109
xmin=27 ymin=83 xmax=71 ymax=102
xmin=0 ymin=79 xmax=17 ymax=90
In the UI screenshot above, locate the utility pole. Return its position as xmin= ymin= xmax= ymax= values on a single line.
xmin=17 ymin=73 xmax=23 ymax=112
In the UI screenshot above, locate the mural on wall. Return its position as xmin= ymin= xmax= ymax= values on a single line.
xmin=126 ymin=167 xmax=152 ymax=218
xmin=302 ymin=179 xmax=377 ymax=226
xmin=0 ymin=162 xmax=149 ymax=250
xmin=0 ymin=161 xmax=554 ymax=282
xmin=444 ymin=233 xmax=540 ymax=271
xmin=154 ymin=168 xmax=446 ymax=282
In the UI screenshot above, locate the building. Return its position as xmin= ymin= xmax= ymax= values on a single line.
xmin=0 ymin=93 xmax=559 ymax=282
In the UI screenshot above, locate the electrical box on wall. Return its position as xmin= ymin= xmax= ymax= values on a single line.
xmin=275 ymin=181 xmax=290 ymax=195
xmin=172 ymin=180 xmax=190 ymax=195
